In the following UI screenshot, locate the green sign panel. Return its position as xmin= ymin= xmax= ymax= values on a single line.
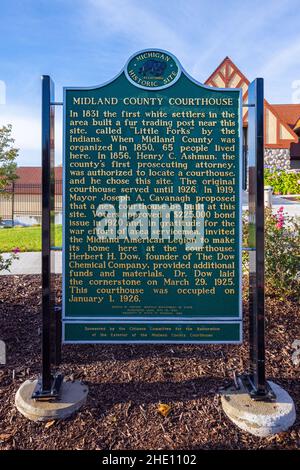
xmin=64 ymin=322 xmax=241 ymax=343
xmin=63 ymin=49 xmax=242 ymax=343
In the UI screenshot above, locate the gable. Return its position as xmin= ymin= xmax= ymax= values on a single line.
xmin=205 ymin=57 xmax=298 ymax=149
xmin=205 ymin=57 xmax=250 ymax=124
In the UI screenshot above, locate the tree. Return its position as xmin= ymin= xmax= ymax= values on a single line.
xmin=0 ymin=124 xmax=18 ymax=190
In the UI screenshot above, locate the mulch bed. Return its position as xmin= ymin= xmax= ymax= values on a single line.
xmin=0 ymin=274 xmax=299 ymax=450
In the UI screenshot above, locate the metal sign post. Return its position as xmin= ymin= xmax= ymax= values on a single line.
xmin=32 ymin=76 xmax=63 ymax=399
xmin=32 ymin=72 xmax=274 ymax=401
xmin=241 ymin=78 xmax=275 ymax=401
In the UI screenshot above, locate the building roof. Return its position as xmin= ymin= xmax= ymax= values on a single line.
xmin=12 ymin=167 xmax=62 ymax=194
xmin=15 ymin=166 xmax=62 ymax=184
xmin=205 ymin=56 xmax=249 ymax=126
xmin=272 ymin=104 xmax=300 ymax=133
xmin=295 ymin=119 xmax=300 ymax=133
xmin=205 ymin=57 xmax=299 ymax=149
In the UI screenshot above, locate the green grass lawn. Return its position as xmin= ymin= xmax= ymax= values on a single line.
xmin=0 ymin=225 xmax=62 ymax=253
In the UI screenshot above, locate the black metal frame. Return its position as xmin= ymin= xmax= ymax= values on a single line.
xmin=34 ymin=75 xmax=274 ymax=402
xmin=240 ymin=78 xmax=275 ymax=401
xmin=32 ymin=76 xmax=63 ymax=400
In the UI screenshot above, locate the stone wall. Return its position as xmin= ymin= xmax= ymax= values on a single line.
xmin=264 ymin=148 xmax=290 ymax=170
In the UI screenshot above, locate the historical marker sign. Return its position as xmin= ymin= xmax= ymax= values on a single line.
xmin=63 ymin=49 xmax=242 ymax=343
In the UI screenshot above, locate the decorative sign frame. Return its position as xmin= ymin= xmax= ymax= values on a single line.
xmin=62 ymin=49 xmax=242 ymax=344
xmin=34 ymin=51 xmax=272 ymax=401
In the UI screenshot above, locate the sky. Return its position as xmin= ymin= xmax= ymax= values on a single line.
xmin=0 ymin=0 xmax=300 ymax=166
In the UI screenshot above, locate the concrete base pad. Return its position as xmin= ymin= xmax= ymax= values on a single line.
xmin=15 ymin=379 xmax=88 ymax=421
xmin=221 ymin=380 xmax=296 ymax=437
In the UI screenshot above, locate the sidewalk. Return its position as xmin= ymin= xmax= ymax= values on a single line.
xmin=0 ymin=251 xmax=62 ymax=275
xmin=243 ymin=192 xmax=300 ymax=217
xmin=271 ymin=195 xmax=300 ymax=217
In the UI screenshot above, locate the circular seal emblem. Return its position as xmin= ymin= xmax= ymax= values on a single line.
xmin=125 ymin=49 xmax=181 ymax=90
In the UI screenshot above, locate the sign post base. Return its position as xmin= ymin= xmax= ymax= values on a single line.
xmin=221 ymin=379 xmax=296 ymax=437
xmin=238 ymin=373 xmax=276 ymax=401
xmin=31 ymin=373 xmax=64 ymax=400
xmin=15 ymin=378 xmax=88 ymax=422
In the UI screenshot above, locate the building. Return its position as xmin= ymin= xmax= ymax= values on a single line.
xmin=205 ymin=56 xmax=300 ymax=170
xmin=0 ymin=167 xmax=62 ymax=225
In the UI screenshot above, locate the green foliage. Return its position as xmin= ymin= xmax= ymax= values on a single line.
xmin=0 ymin=249 xmax=19 ymax=273
xmin=243 ymin=208 xmax=300 ymax=299
xmin=0 ymin=225 xmax=62 ymax=253
xmin=0 ymin=124 xmax=18 ymax=191
xmin=264 ymin=168 xmax=300 ymax=195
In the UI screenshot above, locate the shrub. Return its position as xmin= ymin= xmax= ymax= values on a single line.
xmin=264 ymin=168 xmax=300 ymax=195
xmin=0 ymin=247 xmax=20 ymax=273
xmin=243 ymin=208 xmax=300 ymax=299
